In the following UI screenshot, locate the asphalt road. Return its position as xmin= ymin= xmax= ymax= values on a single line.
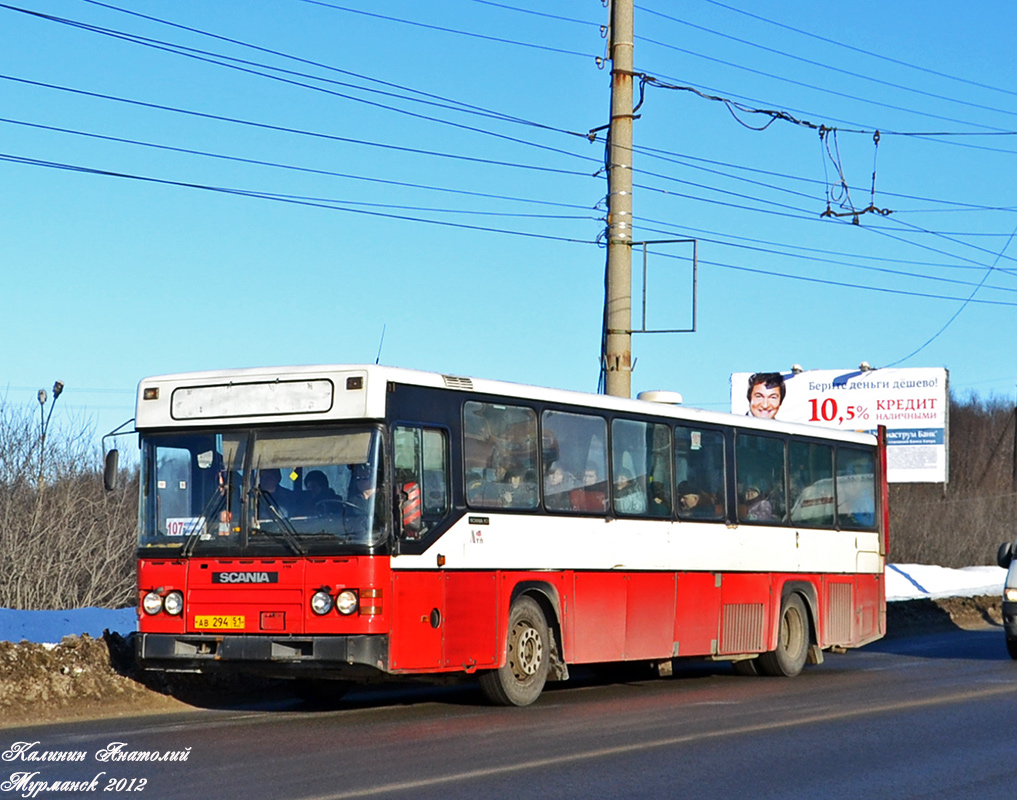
xmin=4 ymin=627 xmax=1016 ymax=800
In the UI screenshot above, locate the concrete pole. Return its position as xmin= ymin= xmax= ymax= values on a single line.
xmin=604 ymin=0 xmax=634 ymax=398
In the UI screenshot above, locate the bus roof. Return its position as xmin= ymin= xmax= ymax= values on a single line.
xmin=134 ymin=363 xmax=877 ymax=445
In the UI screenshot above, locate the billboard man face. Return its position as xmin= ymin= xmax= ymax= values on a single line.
xmin=749 ymin=382 xmax=782 ymax=419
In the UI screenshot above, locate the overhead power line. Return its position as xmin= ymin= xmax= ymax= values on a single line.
xmin=886 ymin=224 xmax=1017 ymax=366
xmin=0 ymin=116 xmax=596 ymax=212
xmin=468 ymin=0 xmax=599 ymax=28
xmin=637 ymin=223 xmax=1017 ymax=294
xmin=686 ymin=255 xmax=1017 ymax=308
xmin=644 ymin=70 xmax=1017 ymax=156
xmin=0 ymin=74 xmax=595 ymax=178
xmin=638 ymin=5 xmax=1017 ymax=124
xmin=6 ymin=0 xmax=1014 ymax=312
xmin=0 ymin=3 xmax=599 ymax=166
xmin=640 ymin=50 xmax=1012 ymax=134
xmin=696 ymin=0 xmax=1017 ymax=101
xmin=294 ymin=0 xmax=597 ymax=60
xmin=0 ymin=151 xmax=598 ymax=244
xmin=71 ymin=0 xmax=591 ymax=139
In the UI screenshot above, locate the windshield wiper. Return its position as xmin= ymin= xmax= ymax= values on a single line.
xmin=251 ymin=488 xmax=307 ymax=555
xmin=180 ymin=473 xmax=231 ymax=557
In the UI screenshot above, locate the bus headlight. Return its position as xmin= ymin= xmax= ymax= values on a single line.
xmin=336 ymin=589 xmax=359 ymax=615
xmin=1005 ymin=587 xmax=1017 ymax=602
xmin=163 ymin=591 xmax=184 ymax=616
xmin=142 ymin=591 xmax=164 ymax=615
xmin=310 ymin=590 xmax=334 ymax=615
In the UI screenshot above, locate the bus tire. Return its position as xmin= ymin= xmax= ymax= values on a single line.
xmin=479 ymin=596 xmax=550 ymax=706
xmin=732 ymin=658 xmax=759 ymax=676
xmin=758 ymin=594 xmax=809 ymax=678
xmin=1006 ymin=637 xmax=1017 ymax=661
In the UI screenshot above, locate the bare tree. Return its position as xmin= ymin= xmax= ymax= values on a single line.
xmin=891 ymin=394 xmax=1017 ymax=567
xmin=0 ymin=400 xmax=136 ymax=610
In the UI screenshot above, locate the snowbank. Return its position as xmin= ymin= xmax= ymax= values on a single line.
xmin=0 ymin=564 xmax=1008 ymax=643
xmin=886 ymin=564 xmax=1006 ymax=601
xmin=0 ymin=606 xmax=137 ymax=645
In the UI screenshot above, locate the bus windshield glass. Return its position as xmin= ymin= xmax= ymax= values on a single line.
xmin=139 ymin=426 xmax=387 ymax=555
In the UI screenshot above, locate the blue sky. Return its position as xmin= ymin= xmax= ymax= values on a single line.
xmin=2 ymin=0 xmax=1016 ymax=446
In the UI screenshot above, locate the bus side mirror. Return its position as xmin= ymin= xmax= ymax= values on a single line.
xmin=103 ymin=449 xmax=119 ymax=492
xmin=998 ymin=541 xmax=1013 ymax=569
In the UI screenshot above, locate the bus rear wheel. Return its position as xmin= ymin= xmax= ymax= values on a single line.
xmin=479 ymin=596 xmax=550 ymax=706
xmin=758 ymin=594 xmax=809 ymax=678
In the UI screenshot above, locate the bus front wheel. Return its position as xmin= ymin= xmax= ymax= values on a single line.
xmin=758 ymin=594 xmax=809 ymax=678
xmin=479 ymin=596 xmax=550 ymax=706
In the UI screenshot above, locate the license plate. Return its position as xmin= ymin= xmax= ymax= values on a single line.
xmin=194 ymin=615 xmax=245 ymax=630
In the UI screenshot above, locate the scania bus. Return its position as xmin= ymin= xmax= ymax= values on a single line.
xmin=107 ymin=364 xmax=888 ymax=706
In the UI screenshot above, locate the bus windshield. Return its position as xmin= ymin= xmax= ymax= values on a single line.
xmin=139 ymin=426 xmax=388 ymax=555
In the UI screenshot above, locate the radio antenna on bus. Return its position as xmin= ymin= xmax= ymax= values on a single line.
xmin=375 ymin=324 xmax=386 ymax=365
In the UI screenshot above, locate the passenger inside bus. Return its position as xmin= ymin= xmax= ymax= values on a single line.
xmin=741 ymin=486 xmax=774 ymax=521
xmin=346 ymin=464 xmax=376 ymax=517
xmin=614 ymin=469 xmax=646 ymax=514
xmin=257 ymin=468 xmax=294 ymax=517
xmin=677 ymin=481 xmax=719 ymax=519
xmin=499 ymin=469 xmax=538 ymax=507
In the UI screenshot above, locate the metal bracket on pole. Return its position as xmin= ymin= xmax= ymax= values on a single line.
xmin=632 ymin=239 xmax=698 ymax=334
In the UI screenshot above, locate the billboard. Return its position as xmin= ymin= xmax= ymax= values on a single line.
xmin=731 ymin=367 xmax=948 ymax=484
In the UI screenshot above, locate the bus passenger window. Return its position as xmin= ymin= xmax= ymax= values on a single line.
xmin=836 ymin=447 xmax=876 ymax=529
xmin=542 ymin=411 xmax=608 ymax=514
xmin=463 ymin=402 xmax=539 ymax=510
xmin=612 ymin=419 xmax=672 ymax=516
xmin=735 ymin=433 xmax=786 ymax=524
xmin=674 ymin=426 xmax=725 ymax=521
xmin=789 ymin=441 xmax=834 ymax=527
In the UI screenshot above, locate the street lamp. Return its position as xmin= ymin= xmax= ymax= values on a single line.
xmin=37 ymin=381 xmax=65 ymax=488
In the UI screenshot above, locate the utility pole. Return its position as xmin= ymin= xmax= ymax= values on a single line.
xmin=603 ymin=0 xmax=634 ymax=398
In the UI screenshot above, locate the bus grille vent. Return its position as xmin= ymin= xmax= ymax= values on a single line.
xmin=826 ymin=583 xmax=853 ymax=643
xmin=442 ymin=374 xmax=474 ymax=391
xmin=720 ymin=603 xmax=765 ymax=653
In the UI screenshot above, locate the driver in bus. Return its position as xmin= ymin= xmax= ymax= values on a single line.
xmin=303 ymin=470 xmax=338 ymax=513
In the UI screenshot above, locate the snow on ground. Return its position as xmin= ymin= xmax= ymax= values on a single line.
xmin=0 ymin=606 xmax=137 ymax=645
xmin=886 ymin=564 xmax=1006 ymax=601
xmin=0 ymin=564 xmax=1008 ymax=643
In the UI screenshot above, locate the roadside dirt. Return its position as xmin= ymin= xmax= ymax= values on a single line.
xmin=0 ymin=595 xmax=1006 ymax=729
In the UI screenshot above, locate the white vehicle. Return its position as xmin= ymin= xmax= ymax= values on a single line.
xmin=996 ymin=541 xmax=1017 ymax=658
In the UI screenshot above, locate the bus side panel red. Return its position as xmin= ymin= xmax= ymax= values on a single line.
xmin=674 ymin=572 xmax=721 ymax=657
xmin=390 ymin=572 xmax=443 ymax=671
xmin=855 ymin=572 xmax=884 ymax=644
xmin=820 ymin=573 xmax=883 ymax=648
xmin=719 ymin=573 xmax=773 ymax=654
xmin=624 ymin=572 xmax=678 ymax=660
xmin=444 ymin=571 xmax=499 ymax=670
xmin=568 ymin=573 xmax=627 ymax=663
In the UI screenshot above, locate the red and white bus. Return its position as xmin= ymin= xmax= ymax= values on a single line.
xmin=112 ymin=364 xmax=887 ymax=706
